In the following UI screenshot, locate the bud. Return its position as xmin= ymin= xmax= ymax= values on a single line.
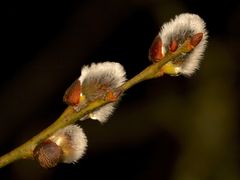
xmin=149 ymin=13 xmax=208 ymax=76
xmin=49 ymin=125 xmax=88 ymax=164
xmin=63 ymin=79 xmax=81 ymax=106
xmin=149 ymin=36 xmax=163 ymax=62
xmin=33 ymin=140 xmax=63 ymax=168
xmin=190 ymin=32 xmax=203 ymax=47
xmin=33 ymin=125 xmax=88 ymax=168
xmin=64 ymin=61 xmax=127 ymax=123
xmin=169 ymin=39 xmax=178 ymax=52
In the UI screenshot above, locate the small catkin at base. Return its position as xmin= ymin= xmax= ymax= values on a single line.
xmin=49 ymin=125 xmax=88 ymax=163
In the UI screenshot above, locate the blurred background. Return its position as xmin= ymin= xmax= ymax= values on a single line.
xmin=1 ymin=0 xmax=240 ymax=179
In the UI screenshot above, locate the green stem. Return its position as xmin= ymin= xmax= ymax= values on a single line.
xmin=0 ymin=39 xmax=192 ymax=168
xmin=121 ymin=39 xmax=191 ymax=91
xmin=0 ymin=100 xmax=107 ymax=168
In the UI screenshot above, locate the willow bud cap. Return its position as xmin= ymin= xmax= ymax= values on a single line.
xmin=190 ymin=32 xmax=203 ymax=47
xmin=63 ymin=79 xmax=81 ymax=106
xmin=149 ymin=36 xmax=163 ymax=62
xmin=33 ymin=140 xmax=63 ymax=168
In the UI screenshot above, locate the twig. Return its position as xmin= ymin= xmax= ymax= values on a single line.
xmin=0 ymin=38 xmax=193 ymax=168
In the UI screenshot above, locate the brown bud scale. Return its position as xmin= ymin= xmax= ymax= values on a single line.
xmin=149 ymin=35 xmax=163 ymax=62
xmin=169 ymin=39 xmax=178 ymax=52
xmin=33 ymin=140 xmax=63 ymax=168
xmin=190 ymin=32 xmax=203 ymax=47
xmin=63 ymin=79 xmax=81 ymax=106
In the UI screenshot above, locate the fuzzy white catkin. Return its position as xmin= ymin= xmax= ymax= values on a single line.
xmin=159 ymin=13 xmax=208 ymax=76
xmin=80 ymin=62 xmax=126 ymax=89
xmin=79 ymin=61 xmax=127 ymax=123
xmin=49 ymin=125 xmax=88 ymax=163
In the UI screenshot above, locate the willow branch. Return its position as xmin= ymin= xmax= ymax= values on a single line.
xmin=0 ymin=39 xmax=193 ymax=168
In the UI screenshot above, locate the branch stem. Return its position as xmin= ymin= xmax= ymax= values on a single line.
xmin=121 ymin=39 xmax=190 ymax=91
xmin=0 ymin=39 xmax=192 ymax=168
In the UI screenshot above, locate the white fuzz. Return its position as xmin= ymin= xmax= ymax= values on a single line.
xmin=79 ymin=61 xmax=126 ymax=88
xmin=88 ymin=103 xmax=115 ymax=123
xmin=49 ymin=125 xmax=88 ymax=164
xmin=159 ymin=13 xmax=208 ymax=76
xmin=78 ymin=61 xmax=127 ymax=123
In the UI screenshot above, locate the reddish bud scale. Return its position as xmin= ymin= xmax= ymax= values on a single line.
xmin=148 ymin=36 xmax=163 ymax=62
xmin=169 ymin=40 xmax=178 ymax=52
xmin=105 ymin=89 xmax=122 ymax=102
xmin=63 ymin=80 xmax=81 ymax=106
xmin=190 ymin=33 xmax=203 ymax=47
xmin=33 ymin=140 xmax=63 ymax=168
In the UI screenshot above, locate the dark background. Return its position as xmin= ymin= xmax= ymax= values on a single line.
xmin=1 ymin=0 xmax=240 ymax=179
